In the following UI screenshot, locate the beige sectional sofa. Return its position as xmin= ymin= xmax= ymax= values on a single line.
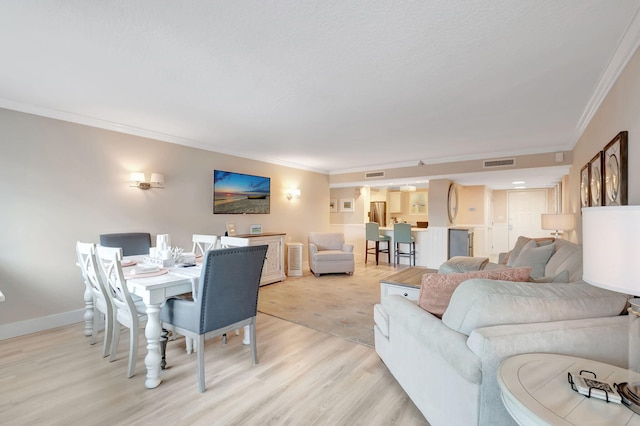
xmin=374 ymin=237 xmax=629 ymax=425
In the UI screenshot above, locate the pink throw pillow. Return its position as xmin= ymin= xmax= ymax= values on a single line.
xmin=418 ymin=267 xmax=532 ymax=318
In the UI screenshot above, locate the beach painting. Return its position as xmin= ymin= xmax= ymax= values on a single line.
xmin=213 ymin=170 xmax=271 ymax=214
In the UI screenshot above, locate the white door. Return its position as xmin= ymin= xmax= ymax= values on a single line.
xmin=507 ymin=190 xmax=548 ymax=248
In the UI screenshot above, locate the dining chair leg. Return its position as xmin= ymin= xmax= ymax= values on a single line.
xmin=109 ymin=323 xmax=120 ymax=362
xmin=91 ymin=308 xmax=99 ymax=345
xmin=185 ymin=336 xmax=193 ymax=354
xmin=250 ymin=320 xmax=258 ymax=365
xmin=160 ymin=328 xmax=169 ymax=370
xmin=127 ymin=326 xmax=138 ymax=378
xmin=197 ymin=335 xmax=206 ymax=393
xmin=375 ymin=241 xmax=379 ymax=265
xmin=102 ymin=315 xmax=112 ymax=358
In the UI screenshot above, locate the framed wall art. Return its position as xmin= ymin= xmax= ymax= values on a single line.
xmin=580 ymin=164 xmax=590 ymax=208
xmin=588 ymin=151 xmax=604 ymax=207
xmin=330 ymin=198 xmax=338 ymax=213
xmin=340 ymin=198 xmax=355 ymax=212
xmin=410 ymin=192 xmax=427 ymax=214
xmin=603 ymin=131 xmax=628 ymax=206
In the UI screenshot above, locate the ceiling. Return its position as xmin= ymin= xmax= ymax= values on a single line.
xmin=1 ymin=1 xmax=640 ymax=189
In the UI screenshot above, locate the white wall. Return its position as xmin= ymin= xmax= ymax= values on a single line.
xmin=0 ymin=108 xmax=329 ymax=338
xmin=570 ymin=44 xmax=640 ymax=242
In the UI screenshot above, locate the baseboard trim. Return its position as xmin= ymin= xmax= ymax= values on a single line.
xmin=0 ymin=309 xmax=84 ymax=340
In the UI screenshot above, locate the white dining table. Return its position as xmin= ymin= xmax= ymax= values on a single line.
xmin=82 ymin=255 xmax=252 ymax=389
xmin=123 ymin=258 xmax=252 ymax=389
xmin=125 ymin=260 xmax=199 ymax=389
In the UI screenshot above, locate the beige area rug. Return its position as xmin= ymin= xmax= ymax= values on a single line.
xmin=257 ymin=264 xmax=401 ymax=347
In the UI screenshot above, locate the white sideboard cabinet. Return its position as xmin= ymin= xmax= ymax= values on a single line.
xmin=232 ymin=233 xmax=286 ymax=285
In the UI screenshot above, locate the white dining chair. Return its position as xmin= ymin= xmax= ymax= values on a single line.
xmin=96 ymin=245 xmax=147 ymax=378
xmin=192 ymin=234 xmax=218 ymax=257
xmin=220 ymin=236 xmax=250 ymax=248
xmin=76 ymin=241 xmax=113 ymax=357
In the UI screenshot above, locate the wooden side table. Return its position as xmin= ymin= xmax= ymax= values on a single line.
xmin=379 ymin=266 xmax=435 ymax=302
xmin=498 ymin=353 xmax=640 ymax=425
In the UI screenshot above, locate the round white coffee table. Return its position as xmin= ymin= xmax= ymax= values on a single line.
xmin=498 ymin=353 xmax=640 ymax=425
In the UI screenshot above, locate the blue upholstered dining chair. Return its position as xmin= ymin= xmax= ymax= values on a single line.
xmin=160 ymin=245 xmax=268 ymax=392
xmin=99 ymin=232 xmax=152 ymax=257
xmin=365 ymin=222 xmax=391 ymax=265
xmin=393 ymin=223 xmax=416 ymax=266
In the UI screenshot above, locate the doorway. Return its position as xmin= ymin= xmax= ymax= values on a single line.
xmin=507 ymin=189 xmax=548 ymax=248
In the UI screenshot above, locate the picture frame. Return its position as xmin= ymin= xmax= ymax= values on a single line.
xmin=588 ymin=151 xmax=604 ymax=207
xmin=330 ymin=198 xmax=338 ymax=213
xmin=603 ymin=131 xmax=628 ymax=206
xmin=250 ymin=224 xmax=263 ymax=235
xmin=580 ymin=164 xmax=590 ymax=208
xmin=226 ymin=222 xmax=236 ymax=236
xmin=409 ymin=192 xmax=427 ymax=214
xmin=340 ymin=198 xmax=355 ymax=212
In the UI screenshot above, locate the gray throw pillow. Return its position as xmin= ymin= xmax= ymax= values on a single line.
xmin=512 ymin=240 xmax=555 ymax=278
xmin=506 ymin=236 xmax=555 ymax=267
xmin=506 ymin=236 xmax=532 ymax=267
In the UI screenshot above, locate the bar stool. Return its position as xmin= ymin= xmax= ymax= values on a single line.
xmin=393 ymin=223 xmax=416 ymax=266
xmin=365 ymin=222 xmax=391 ymax=265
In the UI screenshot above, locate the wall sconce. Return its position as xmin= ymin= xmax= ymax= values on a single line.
xmin=286 ymin=189 xmax=301 ymax=200
xmin=130 ymin=172 xmax=165 ymax=190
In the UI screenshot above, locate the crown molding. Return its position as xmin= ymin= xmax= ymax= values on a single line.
xmin=576 ymin=7 xmax=640 ymax=140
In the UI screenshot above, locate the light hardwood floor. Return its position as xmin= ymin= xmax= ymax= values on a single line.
xmin=0 ymin=264 xmax=429 ymax=425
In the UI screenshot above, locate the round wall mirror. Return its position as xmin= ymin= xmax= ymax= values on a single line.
xmin=448 ymin=183 xmax=458 ymax=223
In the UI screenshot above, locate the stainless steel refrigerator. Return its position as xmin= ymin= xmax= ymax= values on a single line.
xmin=370 ymin=201 xmax=387 ymax=226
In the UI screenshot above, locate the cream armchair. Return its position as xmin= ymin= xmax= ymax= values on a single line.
xmin=308 ymin=232 xmax=355 ymax=277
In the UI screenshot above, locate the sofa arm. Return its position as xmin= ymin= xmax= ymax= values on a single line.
xmin=382 ymin=295 xmax=482 ymax=384
xmin=467 ymin=316 xmax=628 ymax=426
xmin=342 ymin=243 xmax=354 ymax=253
xmin=309 ymin=243 xmax=318 ymax=256
xmin=442 ymin=279 xmax=628 ymax=336
xmin=467 ymin=316 xmax=629 ymax=367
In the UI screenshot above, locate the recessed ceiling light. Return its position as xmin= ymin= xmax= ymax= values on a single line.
xmin=512 ymin=181 xmax=525 ymax=185
xmin=515 ymin=186 xmax=527 ymax=189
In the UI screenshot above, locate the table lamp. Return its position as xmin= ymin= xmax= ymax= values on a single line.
xmin=582 ymin=206 xmax=640 ymax=409
xmin=541 ymin=213 xmax=575 ymax=238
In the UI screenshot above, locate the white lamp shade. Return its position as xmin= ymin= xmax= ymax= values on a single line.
xmin=541 ymin=213 xmax=575 ymax=230
xmin=582 ymin=206 xmax=640 ymax=295
xmin=150 ymin=173 xmax=164 ymax=184
xmin=130 ymin=172 xmax=146 ymax=183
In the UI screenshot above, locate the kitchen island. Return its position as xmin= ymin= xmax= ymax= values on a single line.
xmin=379 ymin=226 xmax=430 ymax=266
